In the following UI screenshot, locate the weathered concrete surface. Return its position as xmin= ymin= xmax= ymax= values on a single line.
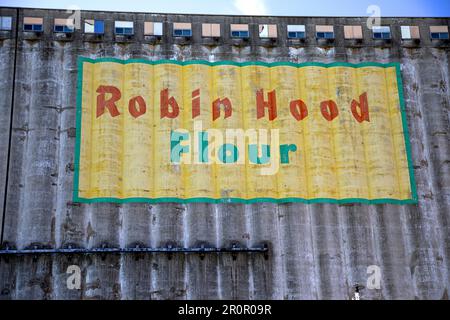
xmin=0 ymin=8 xmax=449 ymax=299
xmin=0 ymin=38 xmax=13 ymax=241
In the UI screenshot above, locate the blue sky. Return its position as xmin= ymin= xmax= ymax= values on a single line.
xmin=1 ymin=0 xmax=449 ymax=16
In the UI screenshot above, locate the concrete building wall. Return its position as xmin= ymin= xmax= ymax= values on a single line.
xmin=0 ymin=8 xmax=449 ymax=299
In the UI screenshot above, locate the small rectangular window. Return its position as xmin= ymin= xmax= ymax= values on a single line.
xmin=144 ymin=22 xmax=163 ymax=36
xmin=231 ymin=30 xmax=249 ymax=38
xmin=85 ymin=19 xmax=104 ymax=34
xmin=202 ymin=23 xmax=220 ymax=37
xmin=401 ymin=26 xmax=417 ymax=39
xmin=174 ymin=29 xmax=191 ymax=36
xmin=287 ymin=25 xmax=305 ymax=39
xmin=316 ymin=25 xmax=334 ymax=39
xmin=317 ymin=32 xmax=334 ymax=39
xmin=0 ymin=16 xmax=12 ymax=31
xmin=23 ymin=17 xmax=43 ymax=32
xmin=431 ymin=32 xmax=449 ymax=39
xmin=344 ymin=25 xmax=363 ymax=39
xmin=115 ymin=21 xmax=134 ymax=35
xmin=401 ymin=26 xmax=420 ymax=39
xmin=259 ymin=24 xmax=277 ymax=38
xmin=173 ymin=23 xmax=192 ymax=37
xmin=54 ymin=18 xmax=75 ymax=33
xmin=230 ymin=24 xmax=249 ymax=38
xmin=372 ymin=26 xmax=391 ymax=39
xmin=430 ymin=26 xmax=449 ymax=40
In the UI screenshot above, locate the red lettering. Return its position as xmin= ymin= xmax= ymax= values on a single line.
xmin=290 ymin=99 xmax=308 ymax=121
xmin=96 ymin=85 xmax=121 ymax=118
xmin=320 ymin=100 xmax=339 ymax=121
xmin=160 ymin=88 xmax=179 ymax=119
xmin=212 ymin=98 xmax=232 ymax=121
xmin=256 ymin=89 xmax=277 ymax=120
xmin=192 ymin=89 xmax=200 ymax=119
xmin=351 ymin=92 xmax=370 ymax=123
xmin=128 ymin=96 xmax=146 ymax=118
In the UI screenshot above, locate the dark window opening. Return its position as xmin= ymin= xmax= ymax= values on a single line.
xmin=288 ymin=31 xmax=305 ymax=39
xmin=24 ymin=24 xmax=43 ymax=32
xmin=174 ymin=29 xmax=192 ymax=37
xmin=231 ymin=30 xmax=249 ymax=38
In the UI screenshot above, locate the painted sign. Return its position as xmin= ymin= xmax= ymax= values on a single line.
xmin=74 ymin=57 xmax=417 ymax=204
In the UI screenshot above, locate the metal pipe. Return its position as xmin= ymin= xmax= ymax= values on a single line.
xmin=0 ymin=245 xmax=268 ymax=256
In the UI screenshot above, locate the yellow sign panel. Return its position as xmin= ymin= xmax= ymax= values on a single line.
xmin=74 ymin=58 xmax=417 ymax=204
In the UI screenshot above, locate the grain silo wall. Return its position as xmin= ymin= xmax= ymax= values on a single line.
xmin=0 ymin=8 xmax=449 ymax=300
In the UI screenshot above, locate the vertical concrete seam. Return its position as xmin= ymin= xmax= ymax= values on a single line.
xmin=1 ymin=8 xmax=20 ymax=245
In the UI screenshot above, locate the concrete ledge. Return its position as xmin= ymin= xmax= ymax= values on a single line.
xmin=287 ymin=38 xmax=306 ymax=47
xmin=401 ymin=39 xmax=421 ymax=48
xmin=372 ymin=39 xmax=392 ymax=47
xmin=430 ymin=39 xmax=450 ymax=47
xmin=231 ymin=37 xmax=250 ymax=47
xmin=143 ymin=35 xmax=163 ymax=44
xmin=259 ymin=38 xmax=278 ymax=47
xmin=83 ymin=33 xmax=104 ymax=42
xmin=22 ymin=31 xmax=43 ymax=40
xmin=114 ymin=34 xmax=135 ymax=43
xmin=0 ymin=30 xmax=12 ymax=40
xmin=344 ymin=39 xmax=364 ymax=47
xmin=53 ymin=32 xmax=74 ymax=42
xmin=201 ymin=37 xmax=220 ymax=46
xmin=316 ymin=38 xmax=335 ymax=46
xmin=173 ymin=36 xmax=192 ymax=45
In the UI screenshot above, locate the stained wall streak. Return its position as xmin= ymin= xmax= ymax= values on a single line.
xmin=0 ymin=9 xmax=449 ymax=300
xmin=0 ymin=37 xmax=14 ymax=241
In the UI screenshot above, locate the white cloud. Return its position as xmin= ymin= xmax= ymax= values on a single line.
xmin=233 ymin=0 xmax=269 ymax=15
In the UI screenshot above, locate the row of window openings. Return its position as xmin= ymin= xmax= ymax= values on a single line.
xmin=1 ymin=17 xmax=449 ymax=40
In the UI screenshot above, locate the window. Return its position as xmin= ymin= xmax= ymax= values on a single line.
xmin=173 ymin=23 xmax=192 ymax=37
xmin=431 ymin=32 xmax=449 ymax=39
xmin=202 ymin=23 xmax=220 ymax=37
xmin=230 ymin=24 xmax=249 ymax=38
xmin=23 ymin=17 xmax=43 ymax=32
xmin=372 ymin=26 xmax=391 ymax=39
xmin=85 ymin=19 xmax=104 ymax=34
xmin=231 ymin=30 xmax=249 ymax=37
xmin=259 ymin=24 xmax=277 ymax=38
xmin=430 ymin=26 xmax=449 ymax=40
xmin=287 ymin=25 xmax=305 ymax=39
xmin=0 ymin=16 xmax=12 ymax=31
xmin=115 ymin=21 xmax=134 ymax=35
xmin=144 ymin=22 xmax=163 ymax=36
xmin=54 ymin=18 xmax=74 ymax=33
xmin=401 ymin=26 xmax=420 ymax=39
xmin=316 ymin=25 xmax=334 ymax=39
xmin=344 ymin=25 xmax=363 ymax=39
